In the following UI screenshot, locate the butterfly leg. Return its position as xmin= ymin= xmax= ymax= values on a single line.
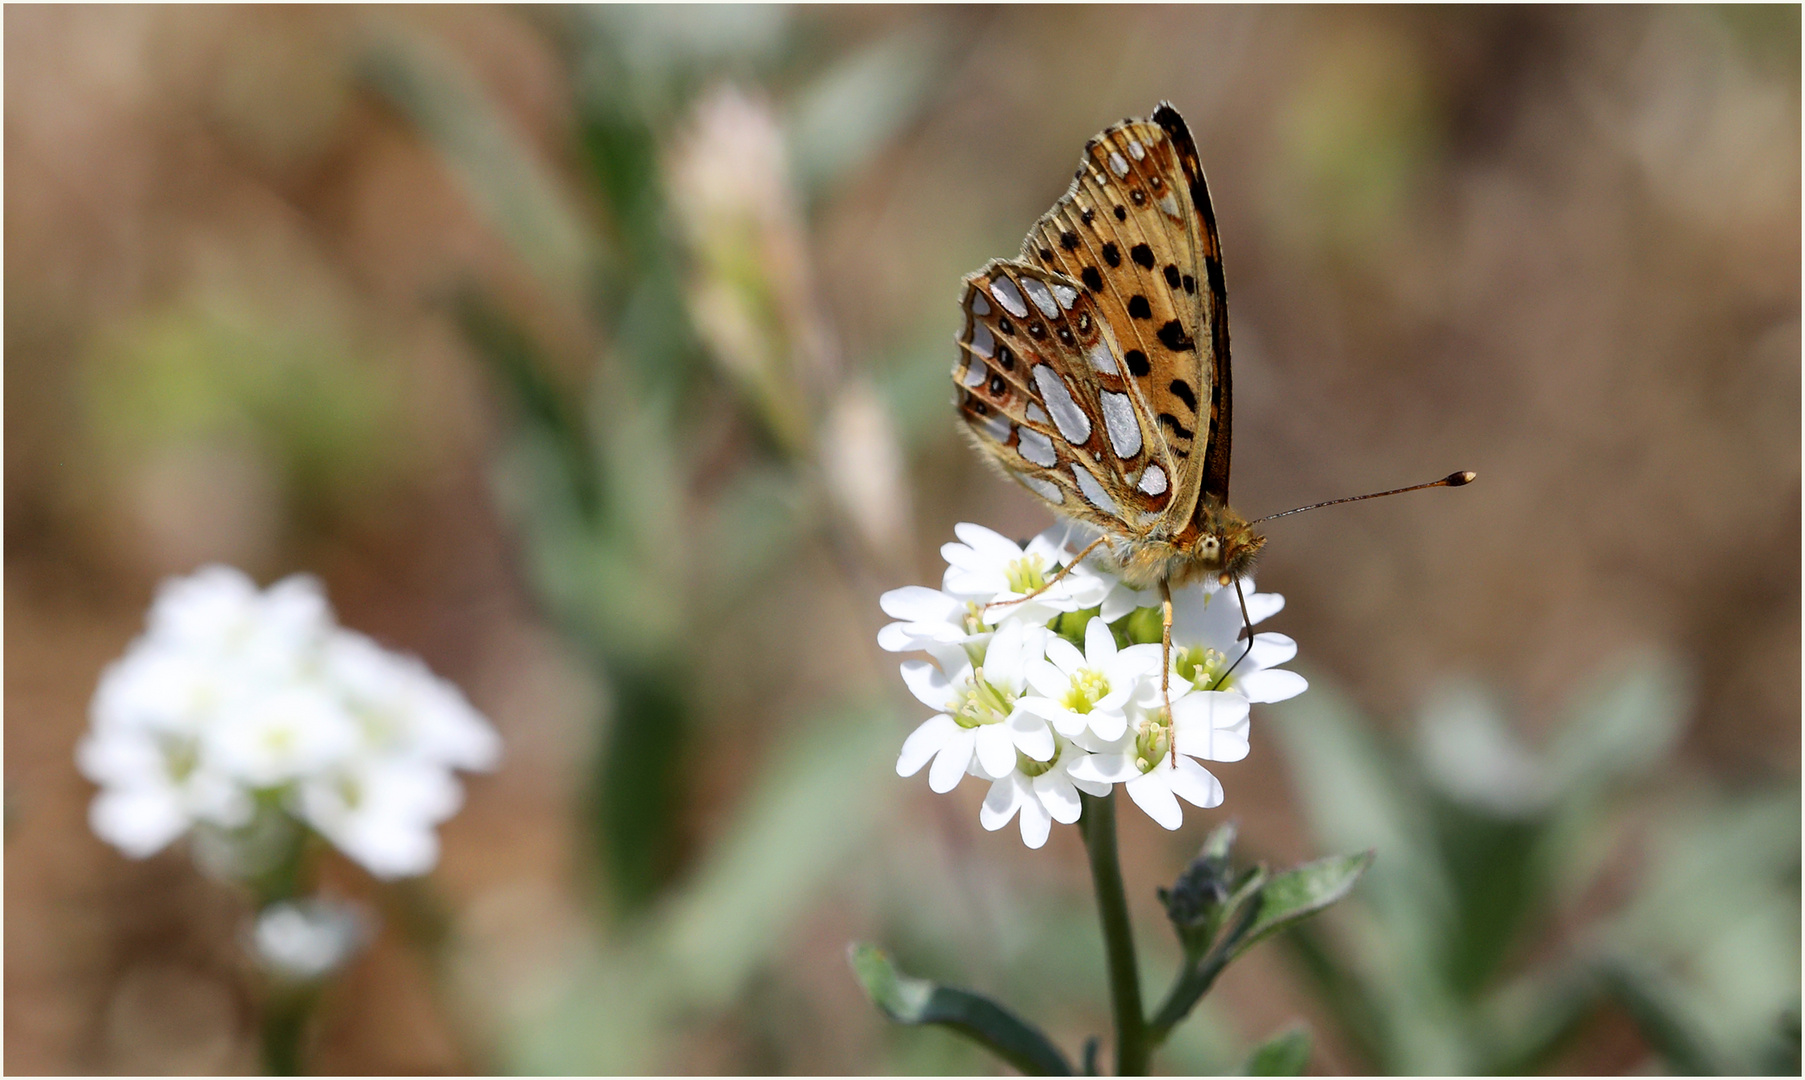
xmin=982 ymin=535 xmax=1111 ymax=617
xmin=1161 ymin=577 xmax=1176 ymax=767
xmin=1209 ymin=577 xmax=1258 ymax=690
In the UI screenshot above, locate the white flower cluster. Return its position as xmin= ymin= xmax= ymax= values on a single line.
xmin=79 ymin=566 xmax=500 ymax=879
xmin=881 ymin=524 xmax=1306 ymax=848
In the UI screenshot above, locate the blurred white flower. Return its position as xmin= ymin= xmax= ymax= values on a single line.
xmin=79 ymin=565 xmax=499 ymax=879
xmin=250 ymin=898 xmax=370 ymax=983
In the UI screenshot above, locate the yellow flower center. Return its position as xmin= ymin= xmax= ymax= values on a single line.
xmin=1059 ymin=668 xmax=1111 ymax=714
xmin=1005 ymin=553 xmax=1050 ymax=595
xmin=1016 ymin=741 xmax=1062 ymax=778
xmin=953 ymin=668 xmax=1016 ymax=729
xmin=1132 ymin=713 xmax=1172 ymax=774
xmin=1175 ymin=646 xmax=1231 ymax=691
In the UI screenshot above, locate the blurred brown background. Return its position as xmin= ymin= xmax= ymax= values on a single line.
xmin=6 ymin=5 xmax=1798 ymax=1075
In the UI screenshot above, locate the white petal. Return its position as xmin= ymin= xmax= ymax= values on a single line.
xmin=1094 ymin=681 xmax=1132 ymax=714
xmin=1247 ymin=632 xmax=1298 ymax=669
xmin=1044 ymin=636 xmax=1087 ymax=676
xmin=974 ymin=723 xmax=1019 ymax=779
xmin=1245 ymin=590 xmax=1285 ymax=625
xmin=1170 ymin=758 xmax=1225 ymax=808
xmin=1070 ymin=752 xmax=1139 ymax=784
xmin=1114 ymin=643 xmax=1163 ymax=679
xmin=877 ymin=623 xmax=930 ymax=653
xmin=1238 ymin=668 xmax=1309 ymax=704
xmin=1034 ymin=771 xmax=1082 ymax=824
xmin=939 ymin=541 xmax=986 ymax=573
xmin=898 ymin=714 xmax=959 ymax=777
xmin=1099 ymin=584 xmax=1145 ymax=623
xmin=89 ymin=787 xmax=190 ymax=857
xmin=1177 ymin=716 xmax=1249 ymax=763
xmin=1018 ymin=792 xmax=1053 ymax=848
xmin=980 ymin=775 xmax=1024 ymax=830
xmin=1126 ymin=773 xmax=1183 ymax=830
xmin=1172 ymin=690 xmax=1251 ymax=732
xmin=1070 ymin=773 xmax=1114 ymax=798
xmin=929 ymin=729 xmax=976 ymax=792
xmin=944 ymin=567 xmax=1004 ymax=597
xmin=1026 ymin=660 xmax=1072 ymax=701
xmin=1008 ymin=711 xmax=1054 ymax=761
xmin=880 ymin=586 xmax=961 ymax=624
xmin=900 ymin=660 xmax=952 ymax=710
xmin=1088 ymin=708 xmax=1129 ymax=742
xmin=1084 ymin=616 xmax=1118 ymax=664
xmin=953 ymin=523 xmax=1024 ymax=564
xmin=982 ymin=621 xmax=1030 ymax=687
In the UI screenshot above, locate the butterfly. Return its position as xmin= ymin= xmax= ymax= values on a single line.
xmin=951 ymin=101 xmax=1471 ymax=747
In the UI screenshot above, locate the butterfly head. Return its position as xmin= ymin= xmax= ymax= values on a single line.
xmin=1184 ymin=502 xmax=1266 ymax=588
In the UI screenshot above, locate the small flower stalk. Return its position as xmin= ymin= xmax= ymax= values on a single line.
xmin=79 ymin=565 xmax=500 ymax=1073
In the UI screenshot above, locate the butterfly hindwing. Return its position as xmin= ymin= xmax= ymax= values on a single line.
xmin=954 ymin=262 xmax=1166 ymax=536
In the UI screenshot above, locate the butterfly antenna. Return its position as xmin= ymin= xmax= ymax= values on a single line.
xmin=1210 ymin=577 xmax=1257 ymax=691
xmin=1251 ymin=471 xmax=1476 ymax=525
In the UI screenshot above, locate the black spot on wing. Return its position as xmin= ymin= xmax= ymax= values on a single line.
xmin=1127 ymin=295 xmax=1151 ymax=319
xmin=1081 ymin=266 xmax=1104 ymax=292
xmin=1159 ymin=412 xmax=1194 ymax=440
xmin=1164 ymin=265 xmax=1181 ymax=288
xmin=1124 ymin=349 xmax=1151 ymax=377
xmin=1169 ymin=379 xmax=1197 ymax=412
xmin=1101 ymin=242 xmax=1121 ymax=267
xmin=1157 ymin=319 xmax=1195 ymax=352
xmin=1060 ymin=230 xmax=1080 ymax=251
xmin=1130 ymin=243 xmax=1155 ymax=269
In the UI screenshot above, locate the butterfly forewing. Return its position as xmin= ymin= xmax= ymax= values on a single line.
xmin=953 ymin=102 xmax=1233 ymax=546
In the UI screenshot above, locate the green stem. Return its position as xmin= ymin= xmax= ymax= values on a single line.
xmin=1079 ymin=790 xmax=1148 ymax=1075
xmin=261 ymin=987 xmax=313 ymax=1076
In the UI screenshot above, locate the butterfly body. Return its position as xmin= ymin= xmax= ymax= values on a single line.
xmin=952 ymin=102 xmax=1262 ymax=594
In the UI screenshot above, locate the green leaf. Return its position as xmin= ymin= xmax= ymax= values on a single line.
xmin=848 ymin=944 xmax=1074 ymax=1076
xmin=361 ymin=32 xmax=597 ymax=300
xmin=1546 ymin=649 xmax=1689 ymax=797
xmin=1231 ymin=851 xmax=1374 ymax=961
xmin=1242 ymin=1026 xmax=1313 ymax=1075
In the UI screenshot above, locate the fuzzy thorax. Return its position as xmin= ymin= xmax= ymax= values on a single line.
xmin=1111 ymin=502 xmax=1266 ymax=590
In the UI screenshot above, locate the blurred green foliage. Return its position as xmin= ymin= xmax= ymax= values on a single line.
xmin=366 ymin=9 xmax=949 ymax=1071
xmin=83 ymin=297 xmax=406 ymax=524
xmin=1270 ymin=653 xmax=1800 ymax=1075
